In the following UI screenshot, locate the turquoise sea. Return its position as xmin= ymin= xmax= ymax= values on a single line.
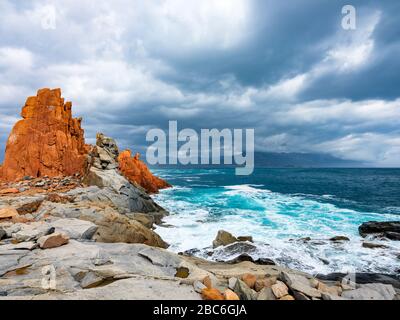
xmin=153 ymin=168 xmax=400 ymax=275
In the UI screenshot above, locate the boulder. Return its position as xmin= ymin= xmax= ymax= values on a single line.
xmin=118 ymin=150 xmax=171 ymax=194
xmin=280 ymin=272 xmax=322 ymax=298
xmin=226 ymin=253 xmax=275 ymax=266
xmin=38 ymin=232 xmax=69 ymax=249
xmin=0 ymin=88 xmax=88 ymax=181
xmin=359 ymin=221 xmax=400 ymax=240
xmin=271 ymin=280 xmax=289 ymax=299
xmin=254 ymin=277 xmax=276 ymax=292
xmin=224 ymin=289 xmax=240 ymax=300
xmin=212 ymin=230 xmax=238 ymax=248
xmin=201 ymin=288 xmax=224 ymax=300
xmin=81 ymin=170 xmax=167 ymax=215
xmin=241 ymin=273 xmax=257 ymax=289
xmin=362 ymin=242 xmax=388 ymax=249
xmin=330 ymin=236 xmax=350 ymax=241
xmin=91 ymin=211 xmax=168 ymax=248
xmin=127 ymin=213 xmax=154 ymax=229
xmin=233 ymin=279 xmax=257 ymax=300
xmin=341 ymin=283 xmax=396 ymax=300
xmin=257 ymin=287 xmax=276 ymax=300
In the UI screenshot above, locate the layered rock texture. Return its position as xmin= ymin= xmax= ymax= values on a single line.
xmin=0 ymin=88 xmax=88 ymax=181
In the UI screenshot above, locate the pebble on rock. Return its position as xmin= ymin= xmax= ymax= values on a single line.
xmin=38 ymin=232 xmax=69 ymax=249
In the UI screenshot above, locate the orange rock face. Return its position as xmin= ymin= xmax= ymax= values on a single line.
xmin=118 ymin=150 xmax=171 ymax=193
xmin=0 ymin=88 xmax=88 ymax=181
xmin=201 ymin=288 xmax=224 ymax=301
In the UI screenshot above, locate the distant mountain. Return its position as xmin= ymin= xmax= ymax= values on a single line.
xmin=148 ymin=152 xmax=364 ymax=168
xmin=254 ymin=152 xmax=363 ymax=168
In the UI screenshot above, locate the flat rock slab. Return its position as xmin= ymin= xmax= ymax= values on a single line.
xmin=50 ymin=218 xmax=97 ymax=240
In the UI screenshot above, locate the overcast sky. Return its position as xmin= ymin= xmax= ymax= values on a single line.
xmin=0 ymin=0 xmax=399 ymax=166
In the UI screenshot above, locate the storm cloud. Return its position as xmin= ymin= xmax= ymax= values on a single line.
xmin=0 ymin=0 xmax=399 ymax=166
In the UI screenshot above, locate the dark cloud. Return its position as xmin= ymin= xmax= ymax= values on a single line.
xmin=0 ymin=0 xmax=399 ymax=165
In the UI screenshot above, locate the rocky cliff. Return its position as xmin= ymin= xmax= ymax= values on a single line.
xmin=0 ymin=88 xmax=88 ymax=181
xmin=118 ymin=150 xmax=171 ymax=193
xmin=0 ymin=88 xmax=170 ymax=194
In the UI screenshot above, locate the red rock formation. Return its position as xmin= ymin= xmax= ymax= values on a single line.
xmin=118 ymin=150 xmax=171 ymax=193
xmin=0 ymin=88 xmax=88 ymax=181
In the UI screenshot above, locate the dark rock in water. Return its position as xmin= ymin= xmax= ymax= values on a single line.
xmin=359 ymin=221 xmax=400 ymax=240
xmin=317 ymin=273 xmax=400 ymax=289
xmin=226 ymin=253 xmax=254 ymax=264
xmin=179 ymin=248 xmax=201 ymax=257
xmin=330 ymin=236 xmax=350 ymax=242
xmin=362 ymin=242 xmax=389 ymax=249
xmin=212 ymin=230 xmax=238 ymax=248
xmin=237 ymin=236 xmax=254 ymax=243
xmin=218 ymin=242 xmax=257 ymax=256
xmin=226 ymin=253 xmax=275 ymax=265
xmin=319 ymin=258 xmax=330 ymax=265
xmin=385 ymin=231 xmax=400 ymax=241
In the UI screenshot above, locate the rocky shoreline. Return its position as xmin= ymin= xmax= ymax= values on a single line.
xmin=1 ymin=88 xmax=399 ymax=300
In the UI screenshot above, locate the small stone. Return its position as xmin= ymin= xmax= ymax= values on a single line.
xmin=280 ymin=295 xmax=295 ymax=300
xmin=0 ymin=188 xmax=20 ymax=195
xmin=224 ymin=289 xmax=240 ymax=300
xmin=201 ymin=288 xmax=224 ymax=300
xmin=193 ymin=281 xmax=207 ymax=294
xmin=38 ymin=232 xmax=69 ymax=249
xmin=0 ymin=207 xmax=19 ymax=219
xmin=330 ymin=236 xmax=350 ymax=241
xmin=257 ymin=287 xmax=276 ymax=300
xmin=362 ymin=242 xmax=388 ymax=249
xmin=242 ymin=273 xmax=257 ymax=289
xmin=228 ymin=277 xmax=238 ymax=290
xmin=271 ymin=281 xmax=289 ymax=299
